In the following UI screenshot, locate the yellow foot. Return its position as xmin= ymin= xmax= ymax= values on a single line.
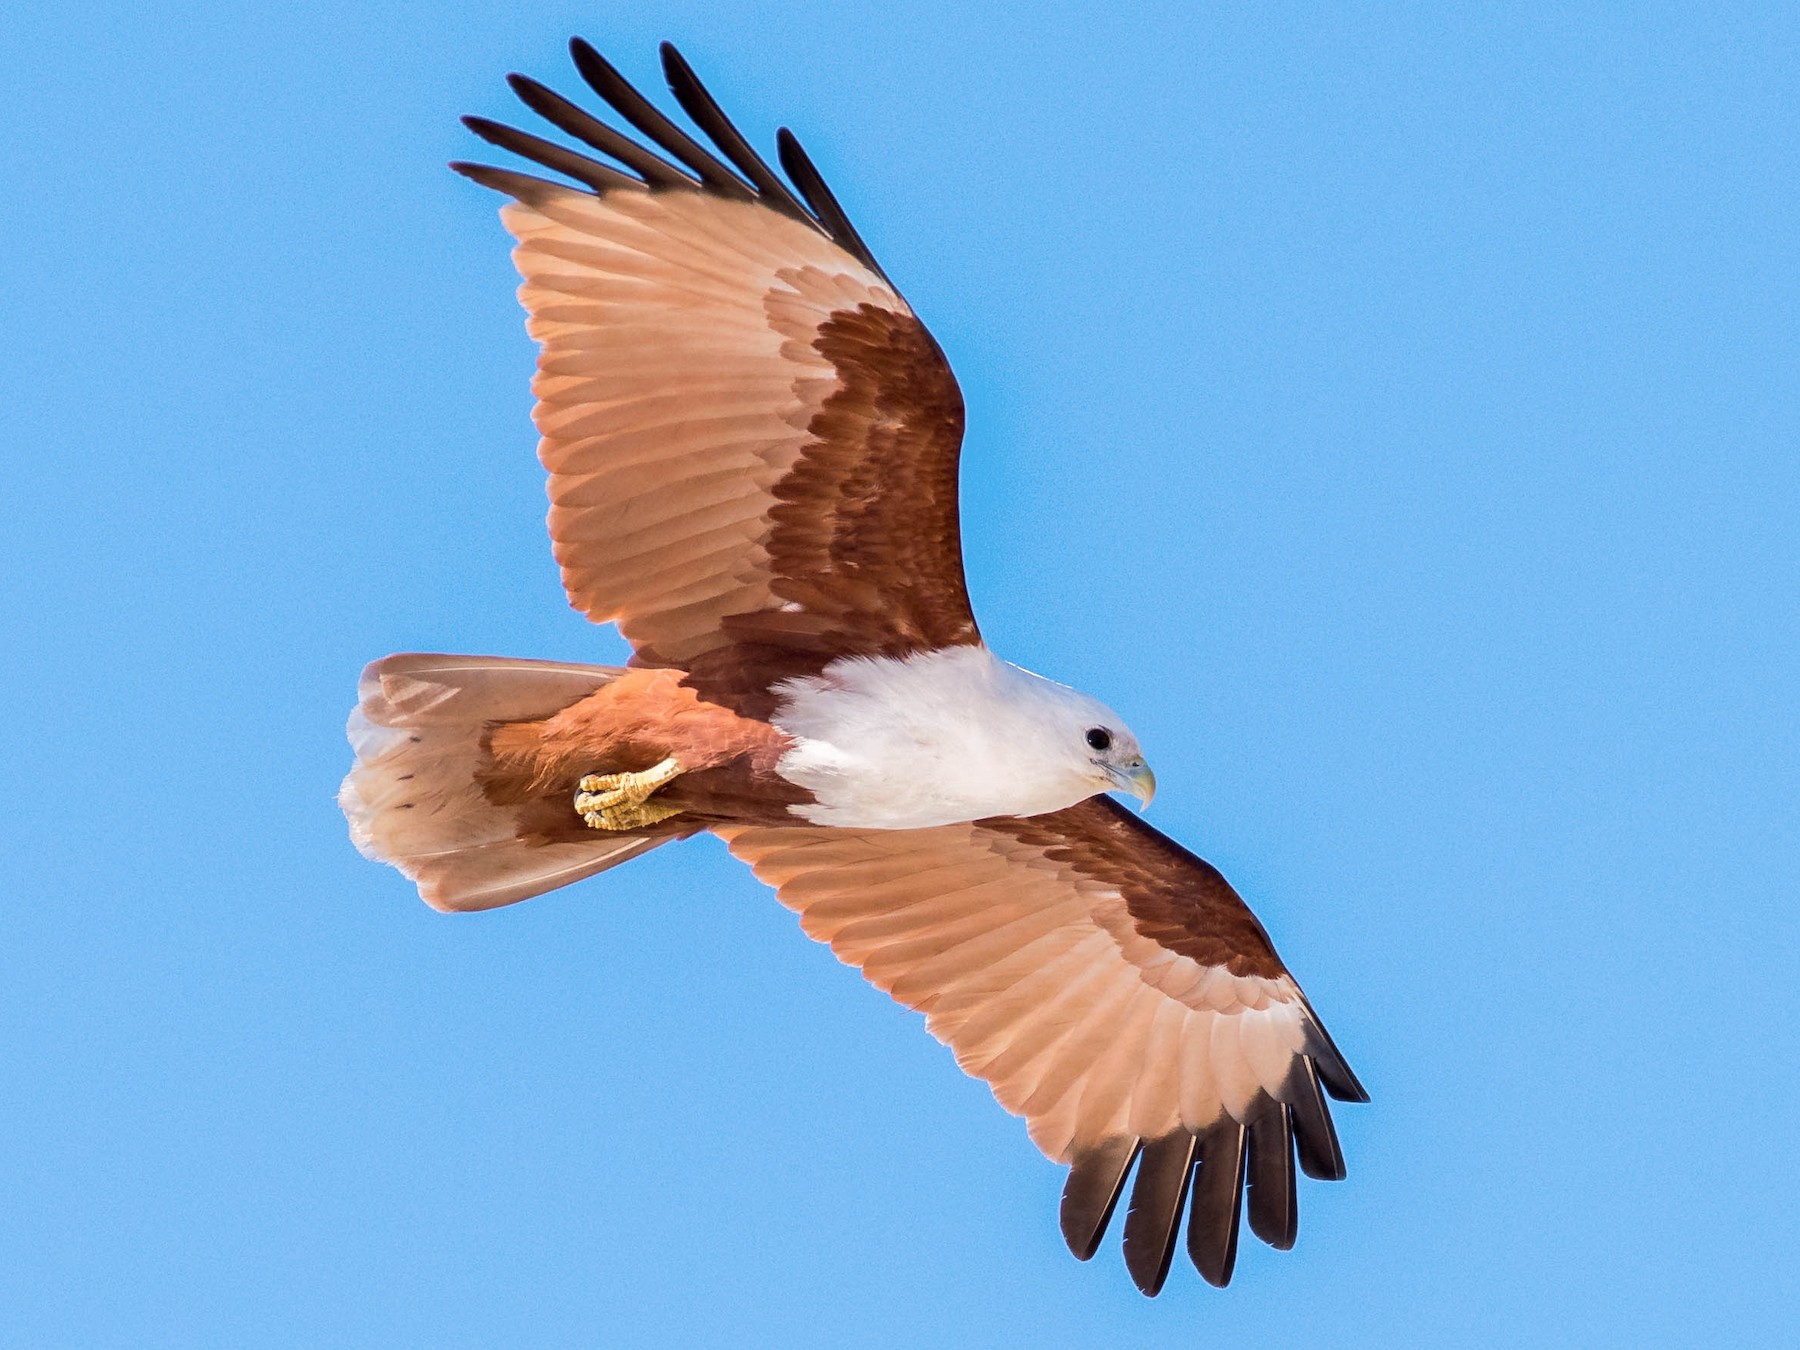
xmin=574 ymin=756 xmax=684 ymax=831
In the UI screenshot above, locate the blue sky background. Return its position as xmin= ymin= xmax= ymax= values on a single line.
xmin=3 ymin=1 xmax=1796 ymax=1345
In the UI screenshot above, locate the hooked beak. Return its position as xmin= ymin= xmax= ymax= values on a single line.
xmin=1103 ymin=759 xmax=1157 ymax=812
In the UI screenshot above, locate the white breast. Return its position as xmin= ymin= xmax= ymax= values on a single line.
xmin=769 ymin=645 xmax=1107 ymax=829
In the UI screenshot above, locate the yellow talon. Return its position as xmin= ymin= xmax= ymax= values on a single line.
xmin=574 ymin=756 xmax=683 ymax=831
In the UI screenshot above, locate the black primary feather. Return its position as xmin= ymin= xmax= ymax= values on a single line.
xmin=505 ymin=73 xmax=693 ymax=188
xmin=461 ymin=116 xmax=641 ymax=194
xmin=568 ymin=38 xmax=754 ymax=199
xmin=456 ymin=40 xmax=892 ymax=287
xmin=1288 ymin=1056 xmax=1348 ymax=1181
xmin=1245 ymin=1098 xmax=1299 ymax=1251
xmin=1060 ymin=1136 xmax=1140 ymax=1262
xmin=775 ymin=127 xmax=891 ymax=282
xmin=1121 ymin=1132 xmax=1199 ymax=1296
xmin=659 ymin=43 xmax=815 ymax=224
xmin=1187 ymin=1119 xmax=1247 ymax=1288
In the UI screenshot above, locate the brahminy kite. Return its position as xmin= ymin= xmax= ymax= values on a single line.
xmin=340 ymin=38 xmax=1367 ymax=1296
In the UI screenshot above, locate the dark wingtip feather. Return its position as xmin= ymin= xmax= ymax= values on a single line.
xmin=567 ymin=34 xmax=610 ymax=87
xmin=659 ymin=41 xmax=816 ymax=226
xmin=464 ymin=40 xmax=889 ymax=281
xmin=1245 ymin=1099 xmax=1299 ymax=1251
xmin=460 ymin=116 xmax=641 ymax=194
xmin=1319 ymin=1058 xmax=1371 ymax=1104
xmin=1060 ymin=1137 xmax=1140 ymax=1262
xmin=1288 ymin=1057 xmax=1348 ymax=1182
xmin=1121 ymin=1133 xmax=1198 ymax=1296
xmin=776 ymin=127 xmax=891 ymax=283
xmin=1187 ymin=1119 xmax=1247 ymax=1288
xmin=504 ymin=70 xmax=694 ymax=190
xmin=567 ymin=37 xmax=753 ymax=199
xmin=448 ymin=160 xmax=572 ymax=206
xmin=1304 ymin=1002 xmax=1371 ymax=1103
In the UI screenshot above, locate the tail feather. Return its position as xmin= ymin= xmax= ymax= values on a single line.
xmin=339 ymin=653 xmax=676 ymax=912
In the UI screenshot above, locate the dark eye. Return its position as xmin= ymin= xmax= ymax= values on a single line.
xmin=1085 ymin=727 xmax=1112 ymax=752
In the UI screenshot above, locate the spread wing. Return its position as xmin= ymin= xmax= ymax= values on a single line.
xmin=454 ymin=42 xmax=978 ymax=701
xmin=716 ymin=796 xmax=1367 ymax=1295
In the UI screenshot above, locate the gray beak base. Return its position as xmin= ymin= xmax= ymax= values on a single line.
xmin=1104 ymin=760 xmax=1157 ymax=811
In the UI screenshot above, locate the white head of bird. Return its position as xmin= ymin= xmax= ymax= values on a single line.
xmin=771 ymin=645 xmax=1155 ymax=829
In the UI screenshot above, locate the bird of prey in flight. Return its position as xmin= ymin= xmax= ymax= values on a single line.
xmin=340 ymin=37 xmax=1367 ymax=1296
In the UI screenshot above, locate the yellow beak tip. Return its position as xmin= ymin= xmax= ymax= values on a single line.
xmin=1135 ymin=774 xmax=1156 ymax=812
